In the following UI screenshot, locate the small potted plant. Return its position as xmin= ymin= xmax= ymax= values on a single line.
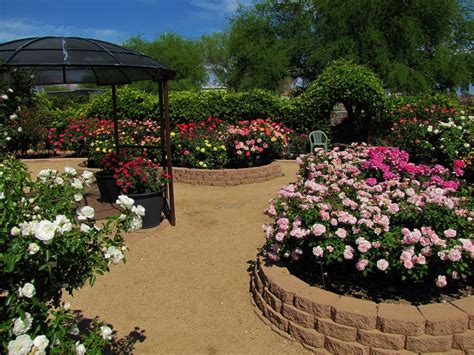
xmin=114 ymin=156 xmax=170 ymax=228
xmin=94 ymin=151 xmax=129 ymax=203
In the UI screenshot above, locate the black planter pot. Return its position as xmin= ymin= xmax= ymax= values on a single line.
xmin=128 ymin=189 xmax=165 ymax=229
xmin=94 ymin=171 xmax=120 ymax=203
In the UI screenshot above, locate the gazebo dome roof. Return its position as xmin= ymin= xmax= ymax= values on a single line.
xmin=0 ymin=36 xmax=176 ymax=85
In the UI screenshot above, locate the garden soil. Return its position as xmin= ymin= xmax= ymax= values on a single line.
xmin=23 ymin=158 xmax=312 ymax=354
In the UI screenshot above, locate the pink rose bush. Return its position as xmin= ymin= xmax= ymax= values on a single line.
xmin=263 ymin=144 xmax=473 ymax=289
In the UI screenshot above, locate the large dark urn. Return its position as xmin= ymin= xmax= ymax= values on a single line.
xmin=128 ymin=188 xmax=165 ymax=229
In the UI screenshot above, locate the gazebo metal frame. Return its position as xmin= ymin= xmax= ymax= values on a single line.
xmin=0 ymin=36 xmax=177 ymax=225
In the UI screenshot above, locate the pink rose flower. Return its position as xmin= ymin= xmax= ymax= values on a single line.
xmin=448 ymin=248 xmax=462 ymax=262
xmin=312 ymin=246 xmax=324 ymax=257
xmin=311 ymin=223 xmax=326 ymax=236
xmin=335 ymin=228 xmax=347 ymax=239
xmin=343 ymin=245 xmax=354 ymax=260
xmin=355 ymin=259 xmax=369 ymax=271
xmin=376 ymin=259 xmax=389 ymax=271
xmin=443 ymin=229 xmax=457 ymax=238
xmin=435 ymin=275 xmax=447 ymax=288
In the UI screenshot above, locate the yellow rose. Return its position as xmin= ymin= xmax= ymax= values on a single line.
xmin=213 ymin=147 xmax=218 ymax=151
xmin=203 ymin=163 xmax=207 ymax=168
xmin=200 ymin=148 xmax=206 ymax=153
xmin=271 ymin=137 xmax=277 ymax=142
xmin=102 ymin=148 xmax=107 ymax=153
xmin=171 ymin=132 xmax=176 ymax=137
xmin=95 ymin=147 xmax=100 ymax=152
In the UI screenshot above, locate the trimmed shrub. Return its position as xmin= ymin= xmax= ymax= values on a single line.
xmin=300 ymin=60 xmax=386 ymax=140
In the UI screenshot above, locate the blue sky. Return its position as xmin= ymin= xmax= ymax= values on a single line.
xmin=0 ymin=0 xmax=252 ymax=44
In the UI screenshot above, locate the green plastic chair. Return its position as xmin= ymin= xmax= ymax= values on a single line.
xmin=309 ymin=130 xmax=329 ymax=152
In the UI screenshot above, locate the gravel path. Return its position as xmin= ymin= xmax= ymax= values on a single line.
xmin=24 ymin=159 xmax=311 ymax=354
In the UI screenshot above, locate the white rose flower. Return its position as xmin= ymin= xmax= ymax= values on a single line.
xmin=116 ymin=195 xmax=135 ymax=210
xmin=81 ymin=170 xmax=94 ymax=183
xmin=77 ymin=206 xmax=94 ymax=221
xmin=54 ymin=176 xmax=64 ymax=185
xmin=74 ymin=193 xmax=83 ymax=202
xmin=13 ymin=312 xmax=32 ymax=335
xmin=7 ymin=88 xmax=13 ymax=93
xmin=130 ymin=216 xmax=142 ymax=231
xmin=17 ymin=127 xmax=22 ymax=132
xmin=131 ymin=205 xmax=146 ymax=217
xmin=427 ymin=125 xmax=433 ymax=132
xmin=9 ymin=113 xmax=18 ymax=120
xmin=464 ymin=143 xmax=470 ymax=148
xmin=37 ymin=169 xmax=55 ymax=180
xmin=71 ymin=178 xmax=83 ymax=189
xmin=63 ymin=302 xmax=71 ymax=311
xmin=21 ymin=221 xmax=36 ymax=237
xmin=0 ymin=191 xmax=4 ymax=199
xmin=11 ymin=226 xmax=21 ymax=236
xmin=80 ymin=223 xmax=91 ymax=233
xmin=27 ymin=243 xmax=40 ymax=255
xmin=35 ymin=220 xmax=56 ymax=244
xmin=434 ymin=129 xmax=439 ymax=134
xmin=54 ymin=215 xmax=72 ymax=234
xmin=33 ymin=335 xmax=49 ymax=352
xmin=76 ymin=342 xmax=86 ymax=355
xmin=100 ymin=325 xmax=113 ymax=340
xmin=119 ymin=214 xmax=127 ymax=221
xmin=19 ymin=283 xmax=36 ymax=298
xmin=70 ymin=324 xmax=80 ymax=336
xmin=8 ymin=334 xmax=33 ymax=355
xmin=64 ymin=166 xmax=77 ymax=175
xmin=1 ymin=93 xmax=8 ymax=100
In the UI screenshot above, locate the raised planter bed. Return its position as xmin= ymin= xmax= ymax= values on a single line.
xmin=250 ymin=255 xmax=474 ymax=354
xmin=173 ymin=161 xmax=283 ymax=186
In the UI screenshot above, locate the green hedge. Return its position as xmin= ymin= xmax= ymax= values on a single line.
xmin=71 ymin=87 xmax=307 ymax=130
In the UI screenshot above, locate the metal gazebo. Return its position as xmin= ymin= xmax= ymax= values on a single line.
xmin=0 ymin=36 xmax=177 ymax=225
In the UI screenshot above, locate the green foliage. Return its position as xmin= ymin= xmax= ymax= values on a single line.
xmin=123 ymin=33 xmax=207 ymax=92
xmin=300 ymin=60 xmax=386 ymax=139
xmin=77 ymin=87 xmax=158 ymax=121
xmin=169 ymin=89 xmax=285 ymax=124
xmin=200 ymin=32 xmax=231 ymax=87
xmin=226 ymin=0 xmax=473 ymax=94
xmin=227 ymin=11 xmax=290 ymax=92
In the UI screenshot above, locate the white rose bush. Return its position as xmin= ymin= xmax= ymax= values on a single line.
xmin=263 ymin=144 xmax=473 ymax=299
xmin=0 ymin=157 xmax=144 ymax=353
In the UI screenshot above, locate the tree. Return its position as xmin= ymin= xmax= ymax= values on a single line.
xmin=200 ymin=32 xmax=232 ymax=87
xmin=226 ymin=11 xmax=290 ymax=92
xmin=123 ymin=33 xmax=207 ymax=91
xmin=226 ymin=0 xmax=473 ymax=94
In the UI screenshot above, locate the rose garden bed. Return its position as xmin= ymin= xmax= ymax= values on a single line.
xmin=251 ymin=254 xmax=474 ymax=354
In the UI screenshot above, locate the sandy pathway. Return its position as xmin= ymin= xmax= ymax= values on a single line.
xmin=24 ymin=159 xmax=311 ymax=354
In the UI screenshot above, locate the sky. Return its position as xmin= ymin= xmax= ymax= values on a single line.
xmin=0 ymin=0 xmax=252 ymax=44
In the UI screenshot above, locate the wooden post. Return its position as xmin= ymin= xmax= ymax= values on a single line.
xmin=112 ymin=85 xmax=120 ymax=154
xmin=162 ymin=80 xmax=175 ymax=225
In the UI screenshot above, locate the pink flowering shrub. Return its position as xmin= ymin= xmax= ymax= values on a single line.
xmin=263 ymin=144 xmax=473 ymax=289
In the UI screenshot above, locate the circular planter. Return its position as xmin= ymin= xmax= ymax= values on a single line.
xmin=173 ymin=161 xmax=283 ymax=186
xmin=94 ymin=171 xmax=119 ymax=203
xmin=250 ymin=254 xmax=473 ymax=353
xmin=128 ymin=189 xmax=165 ymax=229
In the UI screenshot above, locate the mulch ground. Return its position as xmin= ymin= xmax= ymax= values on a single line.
xmin=24 ymin=158 xmax=311 ymax=354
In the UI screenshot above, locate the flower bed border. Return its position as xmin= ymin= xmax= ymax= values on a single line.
xmin=250 ymin=254 xmax=474 ymax=354
xmin=173 ymin=161 xmax=283 ymax=186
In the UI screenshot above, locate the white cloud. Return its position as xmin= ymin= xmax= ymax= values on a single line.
xmin=190 ymin=0 xmax=251 ymax=13
xmin=0 ymin=18 xmax=123 ymax=43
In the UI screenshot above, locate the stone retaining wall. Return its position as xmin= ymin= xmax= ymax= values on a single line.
xmin=250 ymin=255 xmax=473 ymax=354
xmin=173 ymin=161 xmax=283 ymax=186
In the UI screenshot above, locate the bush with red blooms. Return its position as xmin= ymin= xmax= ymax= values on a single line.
xmin=114 ymin=157 xmax=170 ymax=194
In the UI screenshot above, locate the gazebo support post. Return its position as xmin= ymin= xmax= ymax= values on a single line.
xmin=159 ymin=80 xmax=176 ymax=225
xmin=111 ymin=85 xmax=120 ymax=154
